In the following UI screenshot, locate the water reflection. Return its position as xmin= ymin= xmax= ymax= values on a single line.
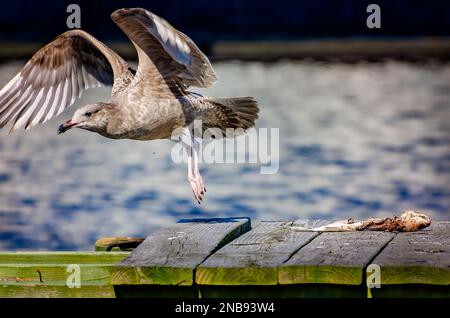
xmin=0 ymin=60 xmax=449 ymax=250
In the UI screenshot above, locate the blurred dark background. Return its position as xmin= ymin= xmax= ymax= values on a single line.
xmin=1 ymin=0 xmax=450 ymax=40
xmin=0 ymin=0 xmax=450 ymax=61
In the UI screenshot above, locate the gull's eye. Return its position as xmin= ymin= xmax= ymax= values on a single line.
xmin=84 ymin=112 xmax=92 ymax=117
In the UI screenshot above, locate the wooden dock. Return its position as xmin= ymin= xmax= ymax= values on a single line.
xmin=0 ymin=217 xmax=448 ymax=298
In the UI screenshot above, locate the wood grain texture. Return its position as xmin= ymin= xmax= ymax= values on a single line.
xmin=0 ymin=252 xmax=129 ymax=287
xmin=0 ymin=252 xmax=129 ymax=298
xmin=279 ymin=231 xmax=395 ymax=285
xmin=1 ymin=219 xmax=448 ymax=298
xmin=196 ymin=221 xmax=319 ymax=285
xmin=0 ymin=285 xmax=116 ymax=298
xmin=0 ymin=252 xmax=129 ymax=264
xmin=95 ymin=237 xmax=145 ymax=251
xmin=111 ymin=217 xmax=250 ymax=286
xmin=371 ymin=222 xmax=450 ymax=285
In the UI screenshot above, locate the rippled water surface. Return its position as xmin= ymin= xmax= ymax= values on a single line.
xmin=0 ymin=60 xmax=449 ymax=250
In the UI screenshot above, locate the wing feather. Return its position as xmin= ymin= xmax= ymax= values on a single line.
xmin=45 ymin=81 xmax=63 ymax=122
xmin=0 ymin=29 xmax=130 ymax=132
xmin=111 ymin=8 xmax=217 ymax=89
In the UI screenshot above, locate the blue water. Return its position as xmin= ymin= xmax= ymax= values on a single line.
xmin=0 ymin=60 xmax=449 ymax=250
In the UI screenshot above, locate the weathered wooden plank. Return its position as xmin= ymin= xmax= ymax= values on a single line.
xmin=0 ymin=264 xmax=119 ymax=287
xmin=0 ymin=252 xmax=129 ymax=264
xmin=196 ymin=221 xmax=318 ymax=285
xmin=371 ymin=222 xmax=450 ymax=285
xmin=0 ymin=252 xmax=129 ymax=298
xmin=95 ymin=237 xmax=144 ymax=251
xmin=279 ymin=231 xmax=395 ymax=285
xmin=0 ymin=252 xmax=129 ymax=288
xmin=0 ymin=285 xmax=116 ymax=298
xmin=111 ymin=217 xmax=251 ymax=286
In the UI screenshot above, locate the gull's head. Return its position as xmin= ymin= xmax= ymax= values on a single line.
xmin=58 ymin=103 xmax=112 ymax=135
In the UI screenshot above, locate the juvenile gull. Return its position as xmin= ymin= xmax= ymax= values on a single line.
xmin=0 ymin=8 xmax=259 ymax=203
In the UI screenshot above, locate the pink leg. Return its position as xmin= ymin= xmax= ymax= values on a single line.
xmin=192 ymin=137 xmax=206 ymax=194
xmin=181 ymin=127 xmax=205 ymax=203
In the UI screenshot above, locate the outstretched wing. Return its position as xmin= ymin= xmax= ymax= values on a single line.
xmin=111 ymin=8 xmax=217 ymax=89
xmin=0 ymin=29 xmax=130 ymax=132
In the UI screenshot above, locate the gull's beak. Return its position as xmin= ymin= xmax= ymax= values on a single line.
xmin=57 ymin=120 xmax=78 ymax=135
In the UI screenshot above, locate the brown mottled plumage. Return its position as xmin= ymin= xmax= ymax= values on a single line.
xmin=0 ymin=8 xmax=259 ymax=203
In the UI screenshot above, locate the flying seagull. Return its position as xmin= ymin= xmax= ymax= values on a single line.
xmin=0 ymin=8 xmax=259 ymax=203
